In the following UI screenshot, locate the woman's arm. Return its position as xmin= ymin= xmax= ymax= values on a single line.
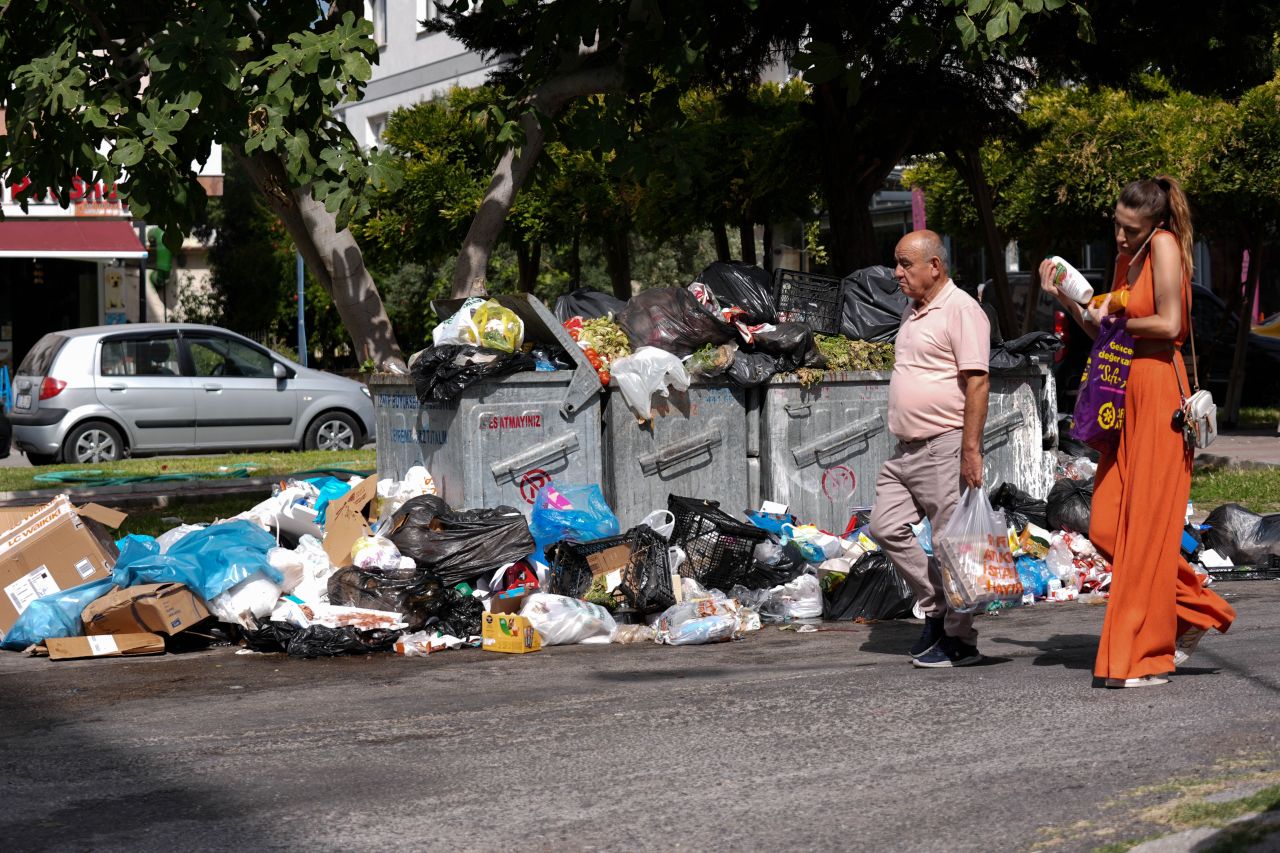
xmin=1126 ymin=232 xmax=1184 ymax=340
xmin=1038 ymin=258 xmax=1100 ymax=339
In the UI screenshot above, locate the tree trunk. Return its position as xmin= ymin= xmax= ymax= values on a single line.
xmin=712 ymin=221 xmax=731 ymax=261
xmin=1223 ymin=242 xmax=1262 ymax=425
xmin=603 ymin=230 xmax=632 ymax=300
xmin=568 ymin=231 xmax=581 ymax=290
xmin=947 ymin=148 xmax=1017 ymax=339
xmin=236 ymin=150 xmax=405 ymax=370
xmin=739 ymin=221 xmax=756 ymax=265
xmin=450 ymin=64 xmax=625 ymax=299
xmin=762 ymin=222 xmax=775 ymax=273
xmin=515 ymin=240 xmax=541 ymax=293
xmin=1022 ymin=237 xmax=1051 ymax=335
xmin=451 ymin=111 xmax=548 ymax=299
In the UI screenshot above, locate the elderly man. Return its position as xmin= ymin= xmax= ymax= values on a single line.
xmin=870 ymin=230 xmax=991 ymax=668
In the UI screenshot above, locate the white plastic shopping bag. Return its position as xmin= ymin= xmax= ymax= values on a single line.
xmin=935 ymin=487 xmax=1023 ymax=612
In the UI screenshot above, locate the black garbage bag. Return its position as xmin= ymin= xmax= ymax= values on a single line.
xmin=412 ymin=345 xmax=536 ymax=404
xmin=991 ymin=482 xmax=1049 ymax=531
xmin=725 ymin=351 xmax=779 ymax=387
xmin=554 ymin=288 xmax=627 ymax=322
xmin=241 ymin=621 xmax=401 ymax=657
xmin=1046 ymin=477 xmax=1094 ymax=534
xmin=387 ymin=495 xmax=536 ymax=586
xmin=990 ymin=331 xmax=1064 ymax=372
xmin=1057 ymin=417 xmax=1101 ymax=461
xmin=1203 ymin=503 xmax=1280 ymax=566
xmin=839 ymin=266 xmax=910 ymax=342
xmin=823 ymin=552 xmax=916 ymax=621
xmin=327 ymin=566 xmax=454 ymax=632
xmin=529 ymin=344 xmax=575 ymax=371
xmin=618 ymin=287 xmax=735 ymax=358
xmin=424 ymin=586 xmax=485 ymax=638
xmin=735 ymin=546 xmax=807 ymax=590
xmin=750 ymin=322 xmax=827 ymax=373
xmin=695 ymin=261 xmax=777 ymax=325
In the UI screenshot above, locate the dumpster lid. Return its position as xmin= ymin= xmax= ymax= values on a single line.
xmin=431 ymin=293 xmax=602 ymax=417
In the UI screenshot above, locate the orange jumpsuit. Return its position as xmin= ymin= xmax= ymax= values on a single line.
xmin=1089 ymin=236 xmax=1236 ymax=681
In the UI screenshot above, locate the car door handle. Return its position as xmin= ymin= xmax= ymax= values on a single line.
xmin=203 ymin=383 xmax=222 ymax=392
xmin=107 ymin=383 xmax=127 ymax=391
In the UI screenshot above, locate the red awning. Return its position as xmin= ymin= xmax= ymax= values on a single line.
xmin=0 ymin=219 xmax=147 ymax=260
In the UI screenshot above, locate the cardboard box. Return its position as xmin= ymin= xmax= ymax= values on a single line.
xmin=82 ymin=582 xmax=210 ymax=637
xmin=490 ymin=583 xmax=537 ymax=615
xmin=481 ymin=612 xmax=542 ymax=654
xmin=0 ymin=496 xmax=126 ymax=638
xmin=322 ymin=476 xmax=378 ymax=566
xmin=44 ymin=632 xmax=165 ymax=660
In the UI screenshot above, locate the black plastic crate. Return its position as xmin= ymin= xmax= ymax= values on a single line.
xmin=773 ymin=268 xmax=842 ymax=335
xmin=668 ymin=495 xmax=769 ymax=591
xmin=544 ymin=525 xmax=676 ymax=614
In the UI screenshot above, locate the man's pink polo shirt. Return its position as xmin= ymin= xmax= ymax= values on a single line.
xmin=887 ymin=279 xmax=991 ymax=442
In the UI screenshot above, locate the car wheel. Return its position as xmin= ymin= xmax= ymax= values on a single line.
xmin=62 ymin=421 xmax=126 ymax=464
xmin=305 ymin=412 xmax=360 ymax=451
xmin=25 ymin=452 xmax=59 ymax=466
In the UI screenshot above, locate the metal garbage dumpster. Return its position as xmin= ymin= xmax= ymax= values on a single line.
xmin=603 ymin=383 xmax=759 ymax=529
xmin=760 ymin=371 xmax=894 ymax=534
xmin=371 ymin=294 xmax=603 ymax=510
xmin=985 ymin=363 xmax=1056 ymax=500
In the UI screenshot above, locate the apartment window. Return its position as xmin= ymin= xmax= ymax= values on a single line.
xmin=365 ymin=0 xmax=387 ymax=46
xmin=367 ymin=113 xmax=388 ymax=147
xmin=416 ymin=0 xmax=436 ymax=32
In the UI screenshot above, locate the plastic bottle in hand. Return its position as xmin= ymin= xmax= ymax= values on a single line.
xmin=1046 ymin=256 xmax=1094 ymax=304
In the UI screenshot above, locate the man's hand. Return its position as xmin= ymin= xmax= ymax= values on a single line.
xmin=961 ymin=447 xmax=984 ymax=489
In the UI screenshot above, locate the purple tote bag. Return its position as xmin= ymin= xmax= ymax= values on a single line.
xmin=1070 ymin=316 xmax=1135 ymax=453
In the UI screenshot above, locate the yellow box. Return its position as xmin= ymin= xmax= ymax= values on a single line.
xmin=481 ymin=613 xmax=542 ymax=654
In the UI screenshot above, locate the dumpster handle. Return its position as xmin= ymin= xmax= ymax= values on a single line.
xmin=638 ymin=431 xmax=722 ymax=476
xmin=982 ymin=410 xmax=1024 ymax=450
xmin=490 ymin=432 xmax=580 ymax=484
xmin=790 ymin=412 xmax=884 ymax=467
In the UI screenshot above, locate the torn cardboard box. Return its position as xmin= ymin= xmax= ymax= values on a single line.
xmin=82 ymin=583 xmax=210 ymax=637
xmin=43 ymin=632 xmax=165 ymax=660
xmin=322 ymin=476 xmax=378 ymax=566
xmin=0 ymin=496 xmax=126 ymax=638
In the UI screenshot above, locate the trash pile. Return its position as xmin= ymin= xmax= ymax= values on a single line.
xmin=412 ymin=263 xmax=907 ymax=414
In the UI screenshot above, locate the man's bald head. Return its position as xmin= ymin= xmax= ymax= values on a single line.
xmin=898 ymin=230 xmax=949 ymax=273
xmin=894 ymin=229 xmax=951 ymax=303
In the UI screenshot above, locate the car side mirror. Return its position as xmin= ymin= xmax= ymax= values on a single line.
xmin=272 ymin=362 xmax=287 ymax=380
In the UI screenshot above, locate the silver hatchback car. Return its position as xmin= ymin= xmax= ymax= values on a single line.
xmin=10 ymin=324 xmax=376 ymax=464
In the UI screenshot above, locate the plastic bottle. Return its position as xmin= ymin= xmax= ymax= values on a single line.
xmin=1046 ymin=256 xmax=1094 ymax=304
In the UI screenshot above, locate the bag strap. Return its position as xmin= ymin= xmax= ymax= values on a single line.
xmin=1151 ymin=230 xmax=1200 ymax=397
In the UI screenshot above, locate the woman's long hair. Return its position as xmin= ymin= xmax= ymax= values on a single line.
xmin=1118 ymin=176 xmax=1195 ymax=279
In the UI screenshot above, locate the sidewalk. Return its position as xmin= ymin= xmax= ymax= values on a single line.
xmin=1195 ymin=428 xmax=1280 ymax=470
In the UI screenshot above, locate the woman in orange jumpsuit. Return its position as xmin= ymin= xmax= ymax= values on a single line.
xmin=1040 ymin=176 xmax=1235 ymax=688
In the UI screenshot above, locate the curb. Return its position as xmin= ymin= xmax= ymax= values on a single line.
xmin=0 ymin=469 xmax=370 ymax=509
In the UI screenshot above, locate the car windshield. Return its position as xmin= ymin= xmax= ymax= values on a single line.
xmin=17 ymin=334 xmax=67 ymax=376
xmin=187 ymin=335 xmax=275 ymax=378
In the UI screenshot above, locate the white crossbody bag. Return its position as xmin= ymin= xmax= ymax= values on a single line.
xmin=1173 ymin=302 xmax=1217 ymax=450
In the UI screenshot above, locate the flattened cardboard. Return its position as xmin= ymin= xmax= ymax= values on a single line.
xmin=45 ymin=632 xmax=165 ymax=660
xmin=0 ymin=496 xmax=124 ymax=638
xmin=481 ymin=612 xmax=541 ymax=654
xmin=586 ymin=544 xmax=633 ymax=578
xmin=322 ymin=476 xmax=378 ymax=566
xmin=82 ymin=583 xmax=210 ymax=637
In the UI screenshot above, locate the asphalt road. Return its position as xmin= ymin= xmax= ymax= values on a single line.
xmin=2 ymin=584 xmax=1278 ymax=853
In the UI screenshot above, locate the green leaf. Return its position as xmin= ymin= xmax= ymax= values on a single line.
xmin=985 ymin=7 xmax=1009 ymax=40
xmin=956 ymin=14 xmax=978 ymax=47
xmin=1007 ymin=5 xmax=1023 ymax=33
xmin=113 ymin=139 xmax=146 ymax=167
xmin=1043 ymin=0 xmax=1066 ymax=9
xmin=1023 ymin=0 xmax=1044 ymax=12
xmin=967 ymin=0 xmax=992 ymax=14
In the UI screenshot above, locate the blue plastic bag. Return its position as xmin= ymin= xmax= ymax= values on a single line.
xmin=309 ymin=477 xmax=352 ymax=527
xmin=529 ymin=484 xmax=620 ymax=556
xmin=1016 ymin=555 xmax=1053 ymax=598
xmin=112 ymin=520 xmax=281 ymax=602
xmin=1 ymin=577 xmax=115 ymax=650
